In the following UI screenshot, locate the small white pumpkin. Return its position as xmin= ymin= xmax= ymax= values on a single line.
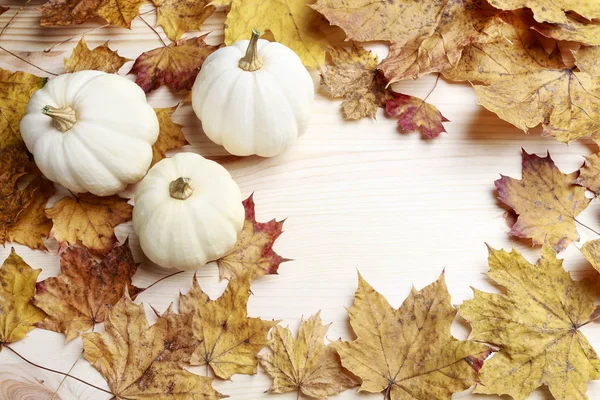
xmin=191 ymin=29 xmax=314 ymax=157
xmin=133 ymin=152 xmax=244 ymax=271
xmin=20 ymin=71 xmax=159 ymax=196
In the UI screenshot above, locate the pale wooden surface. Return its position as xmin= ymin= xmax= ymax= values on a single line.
xmin=1 ymin=2 xmax=600 ymax=399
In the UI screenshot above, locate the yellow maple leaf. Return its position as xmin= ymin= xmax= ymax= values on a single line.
xmin=495 ymin=150 xmax=589 ymax=252
xmin=152 ymin=106 xmax=189 ymax=166
xmin=45 ymin=193 xmax=133 ymax=255
xmin=34 ymin=242 xmax=139 ymax=342
xmin=40 ymin=0 xmax=144 ymax=28
xmin=574 ymin=46 xmax=600 ymax=76
xmin=533 ymin=17 xmax=600 ymax=46
xmin=574 ymin=152 xmax=600 ymax=194
xmin=83 ymin=294 xmax=224 ymax=399
xmin=581 ymin=239 xmax=600 ymax=273
xmin=217 ymin=194 xmax=288 ymax=281
xmin=153 ymin=0 xmax=215 ymax=41
xmin=487 ymin=0 xmax=600 ymax=24
xmin=337 ymin=272 xmax=490 ymax=399
xmin=64 ymin=37 xmax=131 ymax=73
xmin=0 ymin=249 xmax=46 ymax=350
xmin=180 ymin=275 xmax=277 ymax=379
xmin=225 ymin=0 xmax=330 ymax=69
xmin=259 ymin=313 xmax=358 ymax=399
xmin=461 ymin=245 xmax=600 ymax=400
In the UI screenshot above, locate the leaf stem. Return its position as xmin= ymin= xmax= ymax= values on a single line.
xmin=0 ymin=45 xmax=59 ymax=76
xmin=139 ymin=15 xmax=167 ymax=47
xmin=422 ymin=73 xmax=441 ymax=103
xmin=575 ymin=218 xmax=600 ymax=237
xmin=4 ymin=345 xmax=113 ymax=396
xmin=0 ymin=0 xmax=31 ymax=37
xmin=133 ymin=270 xmax=184 ymax=298
xmin=44 ymin=24 xmax=110 ymax=53
xmin=51 ymin=350 xmax=83 ymax=400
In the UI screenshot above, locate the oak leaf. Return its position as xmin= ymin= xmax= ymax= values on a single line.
xmin=152 ymin=106 xmax=189 ymax=166
xmin=34 ymin=242 xmax=138 ymax=342
xmin=0 ymin=249 xmax=46 ymax=350
xmin=574 ymin=152 xmax=600 ymax=194
xmin=495 ymin=150 xmax=589 ymax=252
xmin=64 ymin=37 xmax=130 ymax=73
xmin=40 ymin=0 xmax=144 ymax=28
xmin=225 ymin=0 xmax=329 ymax=69
xmin=486 ymin=0 xmax=600 ymax=24
xmin=321 ymin=46 xmax=391 ymax=120
xmin=130 ymin=35 xmax=219 ymax=93
xmin=259 ymin=312 xmax=358 ymax=399
xmin=83 ymin=294 xmax=225 ymax=399
xmin=180 ymin=275 xmax=278 ymax=378
xmin=337 ymin=272 xmax=490 ymax=399
xmin=581 ymin=239 xmax=600 ymax=273
xmin=574 ymin=46 xmax=600 ymax=76
xmin=461 ymin=245 xmax=600 ymax=400
xmin=385 ymin=94 xmax=449 ymax=139
xmin=153 ymin=0 xmax=215 ymax=41
xmin=45 ymin=193 xmax=133 ymax=255
xmin=217 ymin=195 xmax=288 ymax=281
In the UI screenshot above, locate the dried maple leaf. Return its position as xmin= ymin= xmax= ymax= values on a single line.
xmin=45 ymin=193 xmax=133 ymax=256
xmin=321 ymin=46 xmax=392 ymax=120
xmin=153 ymin=0 xmax=215 ymax=41
xmin=130 ymin=35 xmax=219 ymax=93
xmin=461 ymin=245 xmax=600 ymax=400
xmin=152 ymin=106 xmax=189 ymax=166
xmin=180 ymin=275 xmax=277 ymax=378
xmin=83 ymin=294 xmax=225 ymax=399
xmin=495 ymin=150 xmax=589 ymax=251
xmin=0 ymin=249 xmax=46 ymax=350
xmin=217 ymin=195 xmax=288 ymax=281
xmin=581 ymin=239 xmax=600 ymax=272
xmin=0 ymin=6 xmax=7 ymax=16
xmin=225 ymin=0 xmax=329 ymax=69
xmin=64 ymin=37 xmax=130 ymax=73
xmin=379 ymin=0 xmax=501 ymax=83
xmin=385 ymin=94 xmax=449 ymax=139
xmin=337 ymin=272 xmax=490 ymax=399
xmin=533 ymin=17 xmax=600 ymax=46
xmin=34 ymin=241 xmax=138 ymax=342
xmin=0 ymin=143 xmax=30 ymax=197
xmin=40 ymin=0 xmax=144 ymax=28
xmin=486 ymin=0 xmax=600 ymax=24
xmin=574 ymin=152 xmax=600 ymax=194
xmin=574 ymin=46 xmax=600 ymax=76
xmin=259 ymin=312 xmax=358 ymax=399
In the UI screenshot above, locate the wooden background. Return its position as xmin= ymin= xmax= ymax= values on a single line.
xmin=1 ymin=1 xmax=600 ymax=399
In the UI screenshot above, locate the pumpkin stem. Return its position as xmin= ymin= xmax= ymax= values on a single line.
xmin=42 ymin=105 xmax=77 ymax=132
xmin=170 ymin=177 xmax=194 ymax=200
xmin=238 ymin=28 xmax=264 ymax=72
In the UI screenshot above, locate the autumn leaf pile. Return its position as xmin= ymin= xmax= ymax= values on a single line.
xmin=3 ymin=0 xmax=600 ymax=399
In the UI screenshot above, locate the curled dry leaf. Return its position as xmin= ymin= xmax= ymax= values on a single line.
xmin=461 ymin=245 xmax=600 ymax=400
xmin=533 ymin=17 xmax=600 ymax=46
xmin=153 ymin=0 xmax=215 ymax=41
xmin=259 ymin=312 xmax=358 ymax=399
xmin=45 ymin=193 xmax=133 ymax=256
xmin=321 ymin=46 xmax=391 ymax=120
xmin=581 ymin=239 xmax=600 ymax=273
xmin=486 ymin=0 xmax=600 ymax=24
xmin=337 ymin=272 xmax=490 ymax=400
xmin=574 ymin=152 xmax=600 ymax=194
xmin=495 ymin=150 xmax=589 ymax=252
xmin=152 ymin=105 xmax=189 ymax=166
xmin=130 ymin=35 xmax=219 ymax=93
xmin=34 ymin=241 xmax=139 ymax=342
xmin=64 ymin=37 xmax=131 ymax=73
xmin=0 ymin=249 xmax=46 ymax=350
xmin=385 ymin=93 xmax=449 ymax=139
xmin=574 ymin=46 xmax=600 ymax=76
xmin=225 ymin=0 xmax=329 ymax=69
xmin=83 ymin=294 xmax=225 ymax=399
xmin=180 ymin=275 xmax=278 ymax=378
xmin=217 ymin=194 xmax=288 ymax=281
xmin=40 ymin=0 xmax=144 ymax=28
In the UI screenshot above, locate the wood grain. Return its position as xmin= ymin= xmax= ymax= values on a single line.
xmin=1 ymin=2 xmax=600 ymax=399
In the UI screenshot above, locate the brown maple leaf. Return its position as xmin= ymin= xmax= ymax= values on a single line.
xmin=217 ymin=194 xmax=288 ymax=281
xmin=64 ymin=37 xmax=131 ymax=73
xmin=153 ymin=0 xmax=215 ymax=41
xmin=461 ymin=245 xmax=600 ymax=400
xmin=0 ymin=6 xmax=7 ymax=16
xmin=574 ymin=46 xmax=600 ymax=76
xmin=34 ymin=241 xmax=139 ymax=342
xmin=495 ymin=150 xmax=589 ymax=252
xmin=337 ymin=272 xmax=490 ymax=399
xmin=180 ymin=275 xmax=277 ymax=379
xmin=45 ymin=193 xmax=133 ymax=255
xmin=83 ymin=294 xmax=225 ymax=399
xmin=574 ymin=152 xmax=600 ymax=194
xmin=152 ymin=105 xmax=189 ymax=166
xmin=487 ymin=0 xmax=600 ymax=24
xmin=40 ymin=0 xmax=144 ymax=28
xmin=130 ymin=35 xmax=219 ymax=93
xmin=533 ymin=16 xmax=600 ymax=46
xmin=260 ymin=312 xmax=358 ymax=399
xmin=0 ymin=249 xmax=46 ymax=350
xmin=321 ymin=45 xmax=392 ymax=120
xmin=385 ymin=93 xmax=449 ymax=139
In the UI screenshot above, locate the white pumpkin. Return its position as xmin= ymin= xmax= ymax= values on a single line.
xmin=191 ymin=29 xmax=314 ymax=157
xmin=20 ymin=70 xmax=159 ymax=196
xmin=133 ymin=152 xmax=244 ymax=271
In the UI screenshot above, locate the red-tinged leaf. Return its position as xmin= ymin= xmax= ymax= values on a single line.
xmin=130 ymin=35 xmax=219 ymax=93
xmin=385 ymin=93 xmax=449 ymax=138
